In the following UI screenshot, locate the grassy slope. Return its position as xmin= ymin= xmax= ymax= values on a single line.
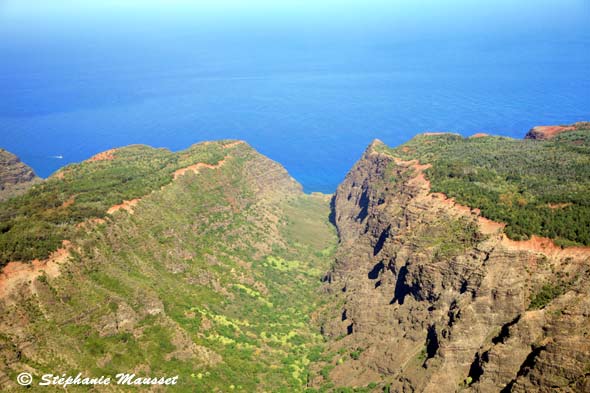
xmin=0 ymin=143 xmax=337 ymax=392
xmin=375 ymin=127 xmax=590 ymax=246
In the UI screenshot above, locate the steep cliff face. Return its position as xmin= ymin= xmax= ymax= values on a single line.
xmin=1 ymin=132 xmax=588 ymax=392
xmin=0 ymin=149 xmax=40 ymax=201
xmin=321 ymin=140 xmax=590 ymax=392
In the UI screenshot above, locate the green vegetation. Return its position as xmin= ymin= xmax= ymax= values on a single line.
xmin=0 ymin=142 xmax=226 ymax=265
xmin=350 ymin=348 xmax=363 ymax=360
xmin=528 ymin=282 xmax=566 ymax=310
xmin=320 ymin=364 xmax=335 ymax=380
xmin=0 ymin=141 xmax=338 ymax=392
xmin=417 ymin=347 xmax=427 ymax=362
xmin=376 ymin=126 xmax=590 ymax=245
xmin=412 ymin=216 xmax=482 ymax=260
xmin=5 ymin=127 xmax=588 ymax=391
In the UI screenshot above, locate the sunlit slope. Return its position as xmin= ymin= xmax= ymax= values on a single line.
xmin=0 ymin=141 xmax=337 ymax=392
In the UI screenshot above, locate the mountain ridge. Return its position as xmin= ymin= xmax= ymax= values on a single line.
xmin=0 ymin=122 xmax=588 ymax=392
xmin=0 ymin=139 xmax=336 ymax=391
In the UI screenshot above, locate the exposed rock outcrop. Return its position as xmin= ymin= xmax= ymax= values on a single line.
xmin=321 ymin=140 xmax=590 ymax=392
xmin=0 ymin=149 xmax=40 ymax=201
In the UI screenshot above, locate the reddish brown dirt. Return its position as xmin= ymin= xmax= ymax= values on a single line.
xmin=60 ymin=196 xmax=75 ymax=208
xmin=500 ymin=235 xmax=590 ymax=258
xmin=172 ymin=158 xmax=227 ymax=180
xmin=470 ymin=133 xmax=489 ymax=138
xmin=0 ymin=241 xmax=71 ymax=298
xmin=76 ymin=217 xmax=106 ymax=228
xmin=389 ymin=154 xmax=589 ymax=254
xmin=86 ymin=149 xmax=116 ymax=162
xmin=107 ymin=198 xmax=141 ymax=215
xmin=527 ymin=125 xmax=575 ymax=140
xmin=1 ymin=207 xmax=114 ymax=298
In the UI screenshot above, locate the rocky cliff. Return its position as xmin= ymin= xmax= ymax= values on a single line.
xmin=1 ymin=130 xmax=589 ymax=392
xmin=320 ymin=139 xmax=590 ymax=392
xmin=0 ymin=149 xmax=40 ymax=201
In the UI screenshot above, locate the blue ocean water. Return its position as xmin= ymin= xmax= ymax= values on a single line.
xmin=1 ymin=1 xmax=589 ymax=192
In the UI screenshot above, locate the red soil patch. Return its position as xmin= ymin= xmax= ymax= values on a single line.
xmin=87 ymin=149 xmax=116 ymax=162
xmin=526 ymin=125 xmax=575 ymax=140
xmin=470 ymin=133 xmax=489 ymax=138
xmin=410 ymin=166 xmax=432 ymax=189
xmin=172 ymin=158 xmax=227 ymax=180
xmin=430 ymin=192 xmax=500 ymax=231
xmin=392 ymin=157 xmax=431 ymax=189
xmin=107 ymin=198 xmax=141 ymax=215
xmin=60 ymin=196 xmax=75 ymax=208
xmin=0 ymin=241 xmax=71 ymax=298
xmin=386 ymin=154 xmax=588 ymax=254
xmin=500 ymin=235 xmax=590 ymax=258
xmin=76 ymin=217 xmax=106 ymax=228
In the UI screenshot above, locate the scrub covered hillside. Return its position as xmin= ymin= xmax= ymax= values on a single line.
xmin=1 ymin=123 xmax=589 ymax=392
xmin=0 ymin=143 xmax=230 ymax=266
xmin=0 ymin=141 xmax=338 ymax=392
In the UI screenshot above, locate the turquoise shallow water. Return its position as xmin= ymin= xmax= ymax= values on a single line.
xmin=1 ymin=2 xmax=589 ymax=192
